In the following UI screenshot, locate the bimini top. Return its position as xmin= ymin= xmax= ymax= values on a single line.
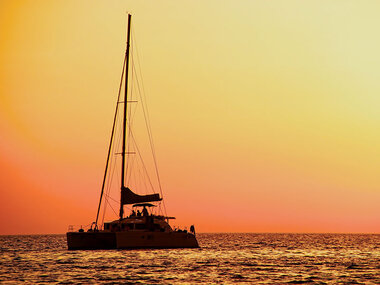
xmin=132 ymin=203 xmax=156 ymax=207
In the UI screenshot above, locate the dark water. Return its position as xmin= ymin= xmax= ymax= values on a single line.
xmin=0 ymin=233 xmax=379 ymax=284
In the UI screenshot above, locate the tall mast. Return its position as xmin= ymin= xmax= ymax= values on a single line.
xmin=94 ymin=55 xmax=126 ymax=227
xmin=119 ymin=14 xmax=132 ymax=220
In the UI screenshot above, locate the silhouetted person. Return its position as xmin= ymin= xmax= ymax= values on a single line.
xmin=131 ymin=210 xmax=136 ymax=217
xmin=137 ymin=210 xmax=141 ymax=217
xmin=142 ymin=206 xmax=148 ymax=216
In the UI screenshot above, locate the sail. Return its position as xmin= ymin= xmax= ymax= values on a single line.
xmin=121 ymin=186 xmax=162 ymax=205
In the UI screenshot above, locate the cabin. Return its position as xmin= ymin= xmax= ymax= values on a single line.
xmin=103 ymin=203 xmax=174 ymax=233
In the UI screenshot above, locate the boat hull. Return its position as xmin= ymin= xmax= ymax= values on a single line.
xmin=116 ymin=231 xmax=199 ymax=249
xmin=66 ymin=231 xmax=199 ymax=250
xmin=66 ymin=232 xmax=116 ymax=250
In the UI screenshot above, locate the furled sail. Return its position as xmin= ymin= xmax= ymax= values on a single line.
xmin=121 ymin=186 xmax=162 ymax=205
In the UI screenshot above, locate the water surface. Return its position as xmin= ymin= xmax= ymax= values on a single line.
xmin=0 ymin=233 xmax=379 ymax=284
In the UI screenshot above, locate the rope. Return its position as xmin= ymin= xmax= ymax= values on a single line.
xmin=129 ymin=130 xmax=156 ymax=192
xmin=100 ymin=51 xmax=131 ymax=225
xmin=132 ymin=28 xmax=167 ymax=217
xmin=99 ymin=54 xmax=126 ymax=227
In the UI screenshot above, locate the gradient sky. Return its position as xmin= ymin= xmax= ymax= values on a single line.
xmin=1 ymin=0 xmax=379 ymax=234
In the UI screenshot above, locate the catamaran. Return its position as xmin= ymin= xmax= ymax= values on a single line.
xmin=66 ymin=14 xmax=199 ymax=250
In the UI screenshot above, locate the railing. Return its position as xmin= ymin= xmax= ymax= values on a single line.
xmin=67 ymin=224 xmax=98 ymax=232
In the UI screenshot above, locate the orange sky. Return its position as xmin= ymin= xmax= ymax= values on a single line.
xmin=1 ymin=0 xmax=379 ymax=234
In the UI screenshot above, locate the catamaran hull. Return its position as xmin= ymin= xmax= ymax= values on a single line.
xmin=66 ymin=231 xmax=199 ymax=250
xmin=66 ymin=232 xmax=116 ymax=250
xmin=116 ymin=231 xmax=199 ymax=249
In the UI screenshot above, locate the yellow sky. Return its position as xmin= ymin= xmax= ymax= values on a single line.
xmin=0 ymin=0 xmax=379 ymax=234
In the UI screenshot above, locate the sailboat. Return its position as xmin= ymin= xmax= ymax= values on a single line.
xmin=66 ymin=14 xmax=199 ymax=250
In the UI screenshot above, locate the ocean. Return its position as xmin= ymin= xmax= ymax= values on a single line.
xmin=0 ymin=233 xmax=379 ymax=284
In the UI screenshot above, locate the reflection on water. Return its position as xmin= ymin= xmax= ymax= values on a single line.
xmin=0 ymin=233 xmax=379 ymax=284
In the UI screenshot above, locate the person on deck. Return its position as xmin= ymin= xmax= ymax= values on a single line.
xmin=142 ymin=206 xmax=148 ymax=216
xmin=137 ymin=210 xmax=141 ymax=217
xmin=131 ymin=210 xmax=136 ymax=217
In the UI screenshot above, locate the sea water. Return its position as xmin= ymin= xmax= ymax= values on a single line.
xmin=0 ymin=233 xmax=379 ymax=284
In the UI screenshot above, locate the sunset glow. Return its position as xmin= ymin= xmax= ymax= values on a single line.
xmin=1 ymin=0 xmax=379 ymax=234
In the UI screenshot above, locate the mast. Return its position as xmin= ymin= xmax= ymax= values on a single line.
xmin=119 ymin=14 xmax=132 ymax=220
xmin=94 ymin=55 xmax=126 ymax=227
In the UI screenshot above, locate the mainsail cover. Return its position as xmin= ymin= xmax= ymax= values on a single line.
xmin=121 ymin=186 xmax=161 ymax=205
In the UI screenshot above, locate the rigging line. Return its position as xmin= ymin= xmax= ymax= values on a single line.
xmin=132 ymin=61 xmax=167 ymax=215
xmin=109 ymin=141 xmax=121 ymax=192
xmin=101 ymin=196 xmax=108 ymax=225
xmin=104 ymin=131 xmax=116 ymax=201
xmin=131 ymin=65 xmax=157 ymax=164
xmin=106 ymin=199 xmax=118 ymax=217
xmin=129 ymin=130 xmax=156 ymax=192
xmin=127 ymin=118 xmax=147 ymax=192
xmin=95 ymin=53 xmax=127 ymax=225
xmin=108 ymin=103 xmax=124 ymax=185
xmin=125 ymin=58 xmax=140 ymax=185
xmin=137 ymin=159 xmax=148 ymax=194
xmin=132 ymin=159 xmax=138 ymax=193
xmin=102 ymin=159 xmax=119 ymax=225
xmin=102 ymin=108 xmax=120 ymax=225
xmin=104 ymin=199 xmax=118 ymax=215
xmin=105 ymin=193 xmax=119 ymax=204
xmin=107 ymin=132 xmax=120 ymax=195
xmin=102 ymin=69 xmax=124 ymax=224
xmin=102 ymin=106 xmax=124 ymax=224
xmin=125 ymin=104 xmax=138 ymax=185
xmin=129 ymin=129 xmax=148 ymax=193
xmin=135 ymin=153 xmax=146 ymax=194
xmin=136 ymin=160 xmax=142 ymax=193
xmin=101 ymin=188 xmax=108 ymax=226
xmin=102 ymin=155 xmax=118 ymax=224
xmin=130 ymin=130 xmax=155 ymax=195
xmin=138 ymin=158 xmax=147 ymax=192
xmin=131 ymin=46 xmax=165 ymax=193
xmin=132 ymin=38 xmax=156 ymax=155
xmin=133 ymin=26 xmax=167 ymax=216
xmin=126 ymin=145 xmax=136 ymax=187
xmin=125 ymin=100 xmax=152 ymax=190
xmin=102 ymin=119 xmax=123 ymax=224
xmin=105 ymin=160 xmax=121 ymax=221
xmin=104 ymin=87 xmax=123 ymax=199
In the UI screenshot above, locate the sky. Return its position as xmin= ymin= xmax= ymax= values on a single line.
xmin=0 ymin=0 xmax=379 ymax=234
